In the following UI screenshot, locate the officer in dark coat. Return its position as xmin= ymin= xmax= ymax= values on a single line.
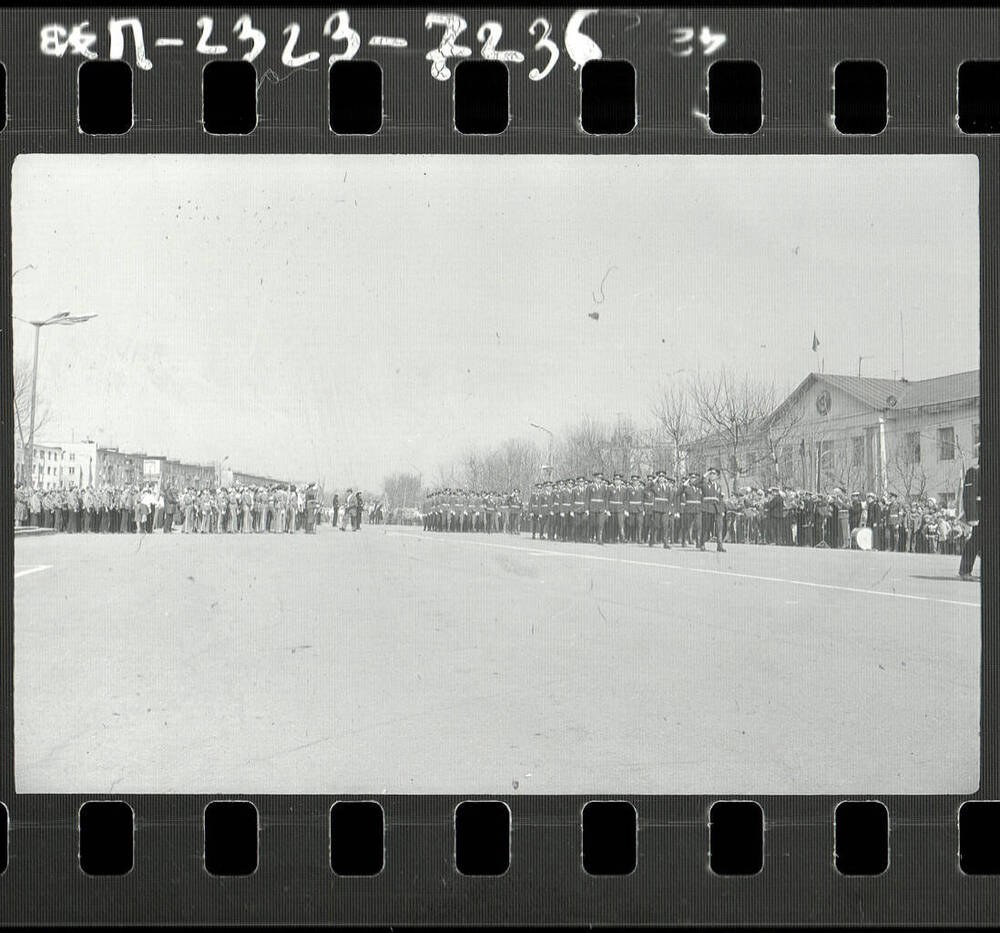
xmin=959 ymin=459 xmax=981 ymax=580
xmin=699 ymin=468 xmax=726 ymax=552
xmin=649 ymin=471 xmax=672 ymax=549
xmin=680 ymin=473 xmax=702 ymax=547
xmin=587 ymin=472 xmax=608 ymax=545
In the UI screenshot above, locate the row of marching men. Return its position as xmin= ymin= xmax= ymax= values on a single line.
xmin=421 ymin=470 xmax=727 ymax=551
xmin=525 ymin=469 xmax=727 ymax=551
xmin=422 ymin=489 xmax=524 ymax=533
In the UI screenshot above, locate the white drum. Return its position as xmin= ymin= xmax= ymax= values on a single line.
xmin=852 ymin=527 xmax=873 ymax=550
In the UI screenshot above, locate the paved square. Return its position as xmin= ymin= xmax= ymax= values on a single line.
xmin=14 ymin=527 xmax=979 ymax=794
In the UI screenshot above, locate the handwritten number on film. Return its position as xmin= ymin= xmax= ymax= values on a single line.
xmin=38 ymin=11 xmax=725 ymax=76
xmin=323 ymin=10 xmax=361 ymax=64
xmin=669 ymin=24 xmax=726 ymax=57
xmin=527 ymin=18 xmax=559 ymax=81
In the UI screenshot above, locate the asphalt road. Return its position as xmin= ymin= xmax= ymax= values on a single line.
xmin=13 ymin=525 xmax=980 ymax=795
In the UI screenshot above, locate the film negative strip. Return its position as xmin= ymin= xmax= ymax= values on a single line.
xmin=0 ymin=4 xmax=995 ymax=925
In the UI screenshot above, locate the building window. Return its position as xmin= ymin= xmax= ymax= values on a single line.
xmin=938 ymin=426 xmax=955 ymax=461
xmin=70 ymin=453 xmax=75 ymax=461
xmin=69 ymin=467 xmax=75 ymax=475
xmin=851 ymin=436 xmax=865 ymax=467
xmin=974 ymin=423 xmax=981 ymax=459
xmin=903 ymin=432 xmax=921 ymax=464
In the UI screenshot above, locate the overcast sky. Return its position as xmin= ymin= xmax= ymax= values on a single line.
xmin=11 ymin=154 xmax=979 ymax=489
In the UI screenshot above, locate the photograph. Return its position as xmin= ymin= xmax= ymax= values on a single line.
xmin=11 ymin=152 xmax=980 ymax=794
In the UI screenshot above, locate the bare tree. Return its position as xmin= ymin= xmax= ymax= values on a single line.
xmin=688 ymin=368 xmax=775 ymax=494
xmin=382 ymin=472 xmax=423 ymax=510
xmin=433 ymin=462 xmax=459 ymax=488
xmin=13 ymin=357 xmax=50 ymax=448
xmin=430 ymin=437 xmax=543 ymax=495
xmin=887 ymin=432 xmax=928 ymax=502
xmin=496 ymin=437 xmax=544 ymax=491
xmin=608 ymin=414 xmax=644 ymax=478
xmin=651 ymin=381 xmax=695 ymax=477
xmin=757 ymin=399 xmax=807 ymax=488
xmin=555 ymin=415 xmax=611 ymax=479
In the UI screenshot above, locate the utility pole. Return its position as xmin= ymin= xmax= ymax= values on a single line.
xmin=18 ymin=311 xmax=98 ymax=488
xmin=26 ymin=323 xmax=40 ymax=488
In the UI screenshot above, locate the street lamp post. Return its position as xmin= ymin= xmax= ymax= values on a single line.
xmin=18 ymin=311 xmax=98 ymax=488
xmin=529 ymin=422 xmax=554 ymax=478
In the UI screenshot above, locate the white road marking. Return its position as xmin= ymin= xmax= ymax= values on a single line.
xmin=385 ymin=531 xmax=981 ymax=609
xmin=14 ymin=565 xmax=52 ymax=580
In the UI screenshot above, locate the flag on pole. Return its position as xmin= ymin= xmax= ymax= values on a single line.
xmin=811 ymin=331 xmax=820 ymax=352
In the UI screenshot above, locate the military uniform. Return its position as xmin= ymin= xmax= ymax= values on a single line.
xmin=699 ymin=470 xmax=726 ymax=552
xmin=641 ymin=477 xmax=656 ymax=544
xmin=587 ymin=473 xmax=609 ymax=544
xmin=649 ymin=472 xmax=672 ymax=548
xmin=529 ymin=485 xmax=542 ymax=538
xmin=959 ymin=462 xmax=981 ymax=578
xmin=680 ymin=474 xmax=702 ymax=547
xmin=626 ymin=476 xmax=644 ymax=543
xmin=608 ymin=475 xmax=627 ymax=543
xmin=571 ymin=477 xmax=588 ymax=542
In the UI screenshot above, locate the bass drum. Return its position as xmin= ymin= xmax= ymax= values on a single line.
xmin=851 ymin=527 xmax=873 ymax=550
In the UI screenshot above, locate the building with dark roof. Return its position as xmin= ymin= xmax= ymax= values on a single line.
xmin=687 ymin=369 xmax=979 ymax=505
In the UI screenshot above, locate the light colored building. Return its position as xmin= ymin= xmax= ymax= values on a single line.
xmin=687 ymin=370 xmax=979 ymax=506
xmin=14 ymin=437 xmax=99 ymax=490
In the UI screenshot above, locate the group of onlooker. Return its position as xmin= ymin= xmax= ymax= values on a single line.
xmin=13 ymin=481 xmax=326 ymax=534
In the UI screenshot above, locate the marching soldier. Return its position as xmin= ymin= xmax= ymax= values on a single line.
xmin=680 ymin=472 xmax=702 ymax=547
xmin=558 ymin=479 xmax=573 ymax=541
xmin=511 ymin=490 xmax=520 ymax=534
xmin=608 ymin=474 xmax=627 ymax=543
xmin=649 ymin=471 xmax=671 ymax=548
xmin=571 ymin=476 xmax=588 ymax=542
xmin=699 ymin=467 xmax=726 ymax=552
xmin=642 ymin=474 xmax=656 ymax=544
xmin=587 ymin=472 xmax=609 ymax=545
xmin=535 ymin=482 xmax=549 ymax=540
xmin=626 ymin=475 xmax=644 ymax=543
xmin=529 ymin=484 xmax=542 ymax=539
